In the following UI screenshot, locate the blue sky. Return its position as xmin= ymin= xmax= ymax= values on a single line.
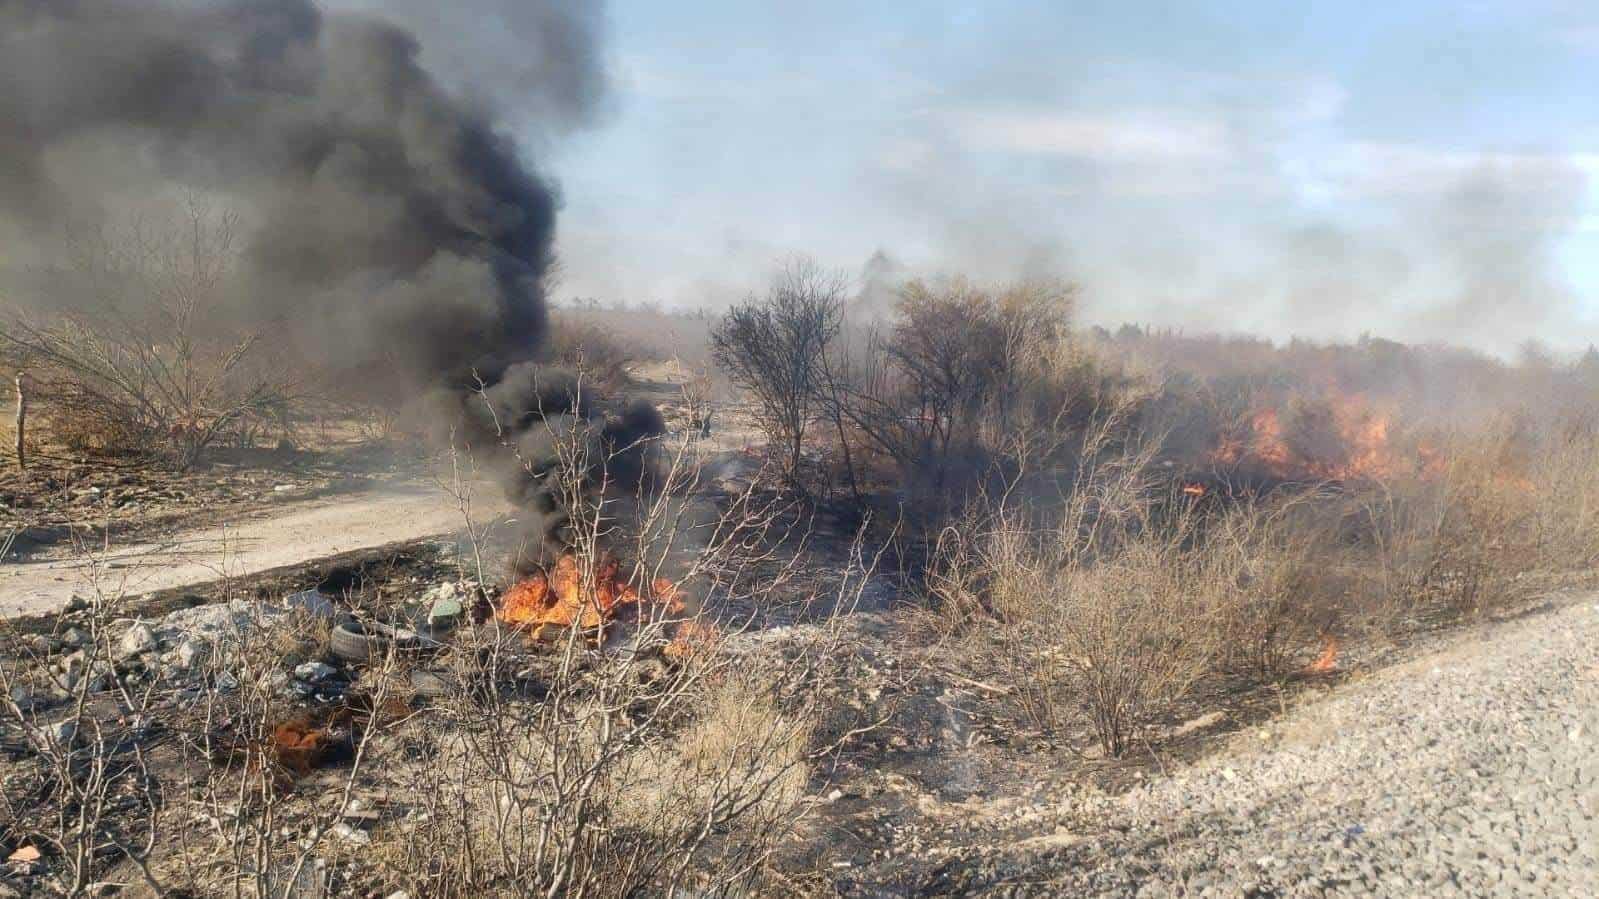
xmin=457 ymin=2 xmax=1599 ymax=350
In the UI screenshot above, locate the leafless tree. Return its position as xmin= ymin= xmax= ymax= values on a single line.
xmin=711 ymin=258 xmax=844 ymax=485
xmin=817 ymin=276 xmax=1090 ymax=510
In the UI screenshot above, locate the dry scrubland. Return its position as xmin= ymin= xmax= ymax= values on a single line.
xmin=2 ymin=264 xmax=1598 ymax=895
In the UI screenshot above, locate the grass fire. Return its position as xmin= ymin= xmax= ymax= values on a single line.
xmin=0 ymin=2 xmax=1595 ymax=897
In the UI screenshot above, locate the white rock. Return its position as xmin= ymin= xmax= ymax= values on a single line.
xmin=8 ymin=685 xmax=35 ymax=710
xmin=57 ymin=650 xmax=87 ymax=677
xmin=294 ymin=662 xmax=336 ymax=683
xmin=284 ymin=588 xmax=335 ymax=618
xmin=332 ymin=821 xmax=371 ymax=845
xmin=32 ymin=718 xmax=76 ymax=749
xmin=118 ymin=622 xmax=158 ymax=657
xmin=171 ymin=639 xmax=205 ymax=670
xmin=421 ymin=582 xmax=459 ymax=603
xmin=156 ymin=600 xmax=285 ymax=647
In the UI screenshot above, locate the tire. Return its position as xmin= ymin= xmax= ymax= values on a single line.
xmin=330 ymin=621 xmax=382 ymax=663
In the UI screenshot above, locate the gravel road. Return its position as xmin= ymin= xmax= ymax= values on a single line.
xmin=0 ymin=484 xmax=507 ymax=617
xmin=1024 ymin=598 xmax=1599 ymax=897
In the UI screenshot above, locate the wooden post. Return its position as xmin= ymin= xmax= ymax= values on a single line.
xmin=13 ymin=372 xmax=26 ymax=471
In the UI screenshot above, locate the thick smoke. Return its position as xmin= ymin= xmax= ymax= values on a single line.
xmin=445 ymin=363 xmax=665 ymax=573
xmin=323 ymin=0 xmax=609 ymax=133
xmin=0 ymin=0 xmax=663 ymax=565
xmin=0 ymin=0 xmax=578 ymax=378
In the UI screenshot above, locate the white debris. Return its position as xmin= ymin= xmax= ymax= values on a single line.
xmin=294 ymin=661 xmax=337 ymax=683
xmin=171 ymin=639 xmax=206 ymax=670
xmin=332 ymin=821 xmax=371 ymax=845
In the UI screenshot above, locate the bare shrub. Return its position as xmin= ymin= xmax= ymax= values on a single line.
xmin=1331 ymin=410 xmax=1599 ymax=637
xmin=925 ymin=414 xmax=1224 ymax=756
xmin=0 ymin=200 xmax=294 ymax=467
xmin=1523 ymin=414 xmax=1599 ymax=570
xmin=823 ymin=276 xmax=1132 ymax=520
xmin=1204 ymin=495 xmax=1341 ymax=679
xmin=0 ymin=568 xmax=164 ymax=895
xmin=544 ymin=311 xmax=640 ymax=388
xmin=712 ymin=258 xmax=845 ymax=484
xmin=1046 ymin=542 xmax=1219 ymax=757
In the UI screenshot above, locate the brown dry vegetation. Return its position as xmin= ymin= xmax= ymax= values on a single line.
xmin=5 ymin=266 xmax=1599 ymax=895
xmin=712 ymin=267 xmax=1599 ymax=762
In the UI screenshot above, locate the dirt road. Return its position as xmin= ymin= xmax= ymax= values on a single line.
xmin=887 ymin=596 xmax=1599 ymax=896
xmin=1 ymin=484 xmax=507 ymax=617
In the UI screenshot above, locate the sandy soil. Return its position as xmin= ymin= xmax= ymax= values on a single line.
xmin=0 ymin=483 xmax=507 ymax=617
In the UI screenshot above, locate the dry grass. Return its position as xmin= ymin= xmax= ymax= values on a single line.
xmin=918 ymin=401 xmax=1599 ymax=758
xmin=926 ymin=420 xmax=1226 ymax=756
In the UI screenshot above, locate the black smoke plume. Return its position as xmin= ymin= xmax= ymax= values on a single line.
xmin=0 ymin=0 xmax=663 ymax=563
xmin=0 ymin=0 xmax=570 ymax=379
xmin=445 ymin=364 xmax=666 ymax=573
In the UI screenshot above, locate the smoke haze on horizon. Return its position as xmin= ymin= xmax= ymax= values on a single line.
xmin=542 ymin=0 xmax=1599 ymax=356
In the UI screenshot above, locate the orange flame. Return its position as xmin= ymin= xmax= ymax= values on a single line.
xmin=664 ymin=619 xmax=721 ymax=661
xmin=1209 ymin=389 xmax=1425 ymax=482
xmin=1305 ymin=635 xmax=1339 ymax=674
xmin=499 ymin=553 xmax=688 ymax=641
xmin=1182 ymin=483 xmax=1207 ymax=497
xmin=1251 ymin=408 xmax=1292 ymax=472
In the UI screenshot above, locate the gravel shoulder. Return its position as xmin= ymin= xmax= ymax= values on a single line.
xmin=0 ymin=483 xmax=508 ymax=617
xmin=927 ymin=596 xmax=1599 ymax=897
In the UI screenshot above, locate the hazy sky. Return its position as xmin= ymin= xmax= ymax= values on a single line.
xmin=375 ymin=2 xmax=1599 ymax=351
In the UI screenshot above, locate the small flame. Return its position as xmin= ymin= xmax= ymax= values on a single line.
xmin=1305 ymin=635 xmax=1339 ymax=674
xmin=1182 ymin=483 xmax=1207 ymax=497
xmin=664 ymin=619 xmax=720 ymax=660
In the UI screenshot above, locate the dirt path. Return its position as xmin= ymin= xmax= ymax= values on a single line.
xmin=0 ymin=484 xmax=507 ymax=617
